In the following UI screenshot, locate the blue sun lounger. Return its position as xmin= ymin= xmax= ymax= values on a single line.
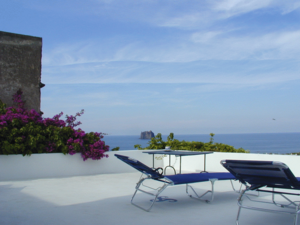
xmin=221 ymin=160 xmax=300 ymax=225
xmin=115 ymin=154 xmax=235 ymax=211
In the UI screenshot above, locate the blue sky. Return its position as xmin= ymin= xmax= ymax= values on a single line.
xmin=1 ymin=0 xmax=300 ymax=135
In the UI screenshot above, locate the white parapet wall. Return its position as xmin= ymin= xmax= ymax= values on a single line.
xmin=0 ymin=150 xmax=163 ymax=181
xmin=2 ymin=150 xmax=300 ymax=181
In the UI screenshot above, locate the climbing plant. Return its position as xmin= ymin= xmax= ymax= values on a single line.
xmin=0 ymin=89 xmax=109 ymax=160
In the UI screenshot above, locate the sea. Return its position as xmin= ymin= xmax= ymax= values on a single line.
xmin=103 ymin=132 xmax=300 ymax=154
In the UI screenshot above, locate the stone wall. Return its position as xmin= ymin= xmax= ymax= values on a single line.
xmin=0 ymin=31 xmax=43 ymax=112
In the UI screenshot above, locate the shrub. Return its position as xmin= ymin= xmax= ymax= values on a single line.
xmin=134 ymin=132 xmax=249 ymax=153
xmin=0 ymin=89 xmax=109 ymax=160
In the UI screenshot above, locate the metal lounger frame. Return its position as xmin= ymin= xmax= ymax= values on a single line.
xmin=115 ymin=154 xmax=235 ymax=212
xmin=131 ymin=174 xmax=219 ymax=212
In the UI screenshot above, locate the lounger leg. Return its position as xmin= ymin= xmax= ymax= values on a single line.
xmin=131 ymin=178 xmax=170 ymax=212
xmin=294 ymin=203 xmax=300 ymax=225
xmin=271 ymin=188 xmax=285 ymax=207
xmin=186 ymin=179 xmax=217 ymax=203
xmin=269 ymin=188 xmax=299 ymax=210
xmin=294 ymin=210 xmax=298 ymax=225
xmin=236 ymin=189 xmax=247 ymax=225
xmin=230 ymin=180 xmax=241 ymax=193
xmin=230 ymin=180 xmax=259 ymax=197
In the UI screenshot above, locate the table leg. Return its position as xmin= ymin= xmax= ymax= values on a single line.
xmin=199 ymin=154 xmax=208 ymax=173
xmin=164 ymin=155 xmax=176 ymax=175
xmin=204 ymin=154 xmax=206 ymax=171
xmin=152 ymin=155 xmax=155 ymax=168
xmin=201 ymin=154 xmax=208 ymax=173
xmin=180 ymin=156 xmax=182 ymax=174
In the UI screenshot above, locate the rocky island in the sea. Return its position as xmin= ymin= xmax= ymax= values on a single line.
xmin=140 ymin=130 xmax=155 ymax=139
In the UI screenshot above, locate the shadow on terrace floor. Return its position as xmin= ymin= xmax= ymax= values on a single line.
xmin=0 ymin=173 xmax=297 ymax=225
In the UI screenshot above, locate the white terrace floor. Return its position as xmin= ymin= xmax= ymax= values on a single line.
xmin=0 ymin=171 xmax=298 ymax=225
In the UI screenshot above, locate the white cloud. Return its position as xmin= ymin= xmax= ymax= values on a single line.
xmin=41 ymin=28 xmax=300 ymax=87
xmin=281 ymin=1 xmax=300 ymax=14
xmin=212 ymin=0 xmax=273 ymax=16
xmin=36 ymin=0 xmax=300 ymax=88
xmin=156 ymin=0 xmax=300 ymax=29
xmin=191 ymin=31 xmax=222 ymax=43
xmin=43 ymin=29 xmax=300 ymax=67
xmin=120 ymin=30 xmax=300 ymax=62
xmin=158 ymin=12 xmax=211 ymax=29
xmin=23 ymin=0 xmax=300 ymax=31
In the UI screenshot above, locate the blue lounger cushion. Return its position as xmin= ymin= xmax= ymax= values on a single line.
xmin=165 ymin=172 xmax=235 ymax=185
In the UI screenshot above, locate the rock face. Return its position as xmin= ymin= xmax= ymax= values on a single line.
xmin=140 ymin=130 xmax=154 ymax=139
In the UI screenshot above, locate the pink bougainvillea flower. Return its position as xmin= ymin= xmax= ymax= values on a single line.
xmin=0 ymin=89 xmax=109 ymax=160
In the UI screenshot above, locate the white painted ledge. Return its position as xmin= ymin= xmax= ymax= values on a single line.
xmin=0 ymin=150 xmax=161 ymax=181
xmin=2 ymin=150 xmax=299 ymax=181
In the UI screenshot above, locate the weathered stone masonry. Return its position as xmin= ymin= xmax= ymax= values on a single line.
xmin=0 ymin=31 xmax=43 ymax=112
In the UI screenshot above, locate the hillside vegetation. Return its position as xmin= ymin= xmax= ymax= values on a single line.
xmin=134 ymin=133 xmax=249 ymax=153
